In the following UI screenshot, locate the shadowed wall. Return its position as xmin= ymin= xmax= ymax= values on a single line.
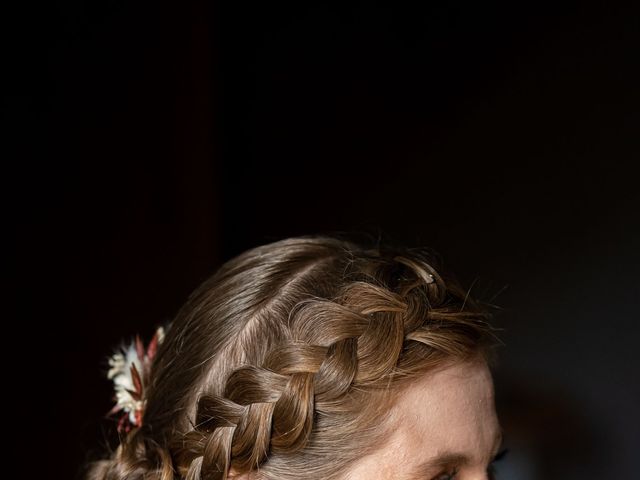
xmin=6 ymin=1 xmax=639 ymax=479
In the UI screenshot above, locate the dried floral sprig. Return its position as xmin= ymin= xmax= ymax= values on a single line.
xmin=106 ymin=326 xmax=165 ymax=434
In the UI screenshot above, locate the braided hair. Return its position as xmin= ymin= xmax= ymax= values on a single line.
xmin=86 ymin=234 xmax=496 ymax=480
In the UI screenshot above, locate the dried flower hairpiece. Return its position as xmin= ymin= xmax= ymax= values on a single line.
xmin=106 ymin=326 xmax=165 ymax=434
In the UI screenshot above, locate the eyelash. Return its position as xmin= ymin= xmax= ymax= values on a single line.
xmin=432 ymin=470 xmax=459 ymax=480
xmin=431 ymin=448 xmax=509 ymax=480
xmin=487 ymin=448 xmax=509 ymax=480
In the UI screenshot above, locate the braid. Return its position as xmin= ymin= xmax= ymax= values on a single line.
xmin=171 ymin=248 xmax=490 ymax=479
xmin=87 ymin=235 xmax=495 ymax=480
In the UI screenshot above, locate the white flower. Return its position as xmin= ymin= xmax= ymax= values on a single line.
xmin=108 ymin=344 xmax=143 ymax=422
xmin=106 ymin=326 xmax=165 ymax=430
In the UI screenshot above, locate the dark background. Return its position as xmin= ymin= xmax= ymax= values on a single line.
xmin=6 ymin=0 xmax=639 ymax=479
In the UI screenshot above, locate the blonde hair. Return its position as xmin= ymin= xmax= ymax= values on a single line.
xmin=86 ymin=234 xmax=496 ymax=480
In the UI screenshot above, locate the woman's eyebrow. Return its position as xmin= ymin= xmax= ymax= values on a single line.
xmin=407 ymin=430 xmax=503 ymax=480
xmin=407 ymin=453 xmax=471 ymax=480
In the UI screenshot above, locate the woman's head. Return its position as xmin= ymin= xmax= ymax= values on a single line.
xmin=88 ymin=234 xmax=500 ymax=480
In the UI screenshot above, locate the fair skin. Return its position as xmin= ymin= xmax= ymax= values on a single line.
xmin=232 ymin=358 xmax=501 ymax=480
xmin=344 ymin=359 xmax=502 ymax=480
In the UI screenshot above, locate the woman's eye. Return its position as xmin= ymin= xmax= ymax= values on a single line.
xmin=488 ymin=448 xmax=509 ymax=479
xmin=431 ymin=449 xmax=509 ymax=480
xmin=432 ymin=470 xmax=457 ymax=480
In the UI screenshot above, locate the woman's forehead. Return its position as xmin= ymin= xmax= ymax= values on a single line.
xmin=345 ymin=360 xmax=500 ymax=479
xmin=392 ymin=360 xmax=498 ymax=440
